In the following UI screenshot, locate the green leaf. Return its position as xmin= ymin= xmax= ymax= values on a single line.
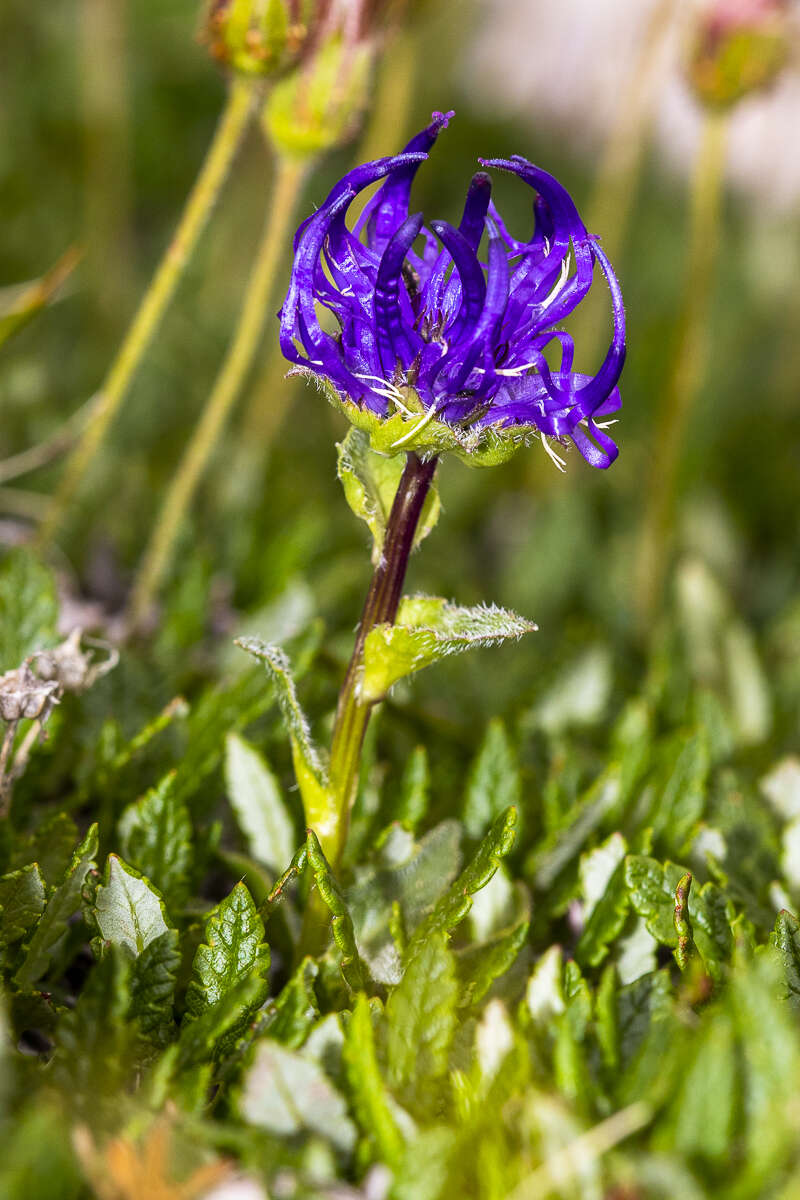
xmin=225 ymin=732 xmax=296 ymax=873
xmin=347 ymin=821 xmax=462 ymax=986
xmin=769 ymin=909 xmax=800 ymax=1009
xmin=53 ymin=947 xmax=133 ymax=1101
xmin=361 ymin=596 xmax=537 ymax=703
xmin=93 ymin=855 xmax=170 ymax=956
xmin=15 ymin=824 xmax=98 ymax=988
xmin=234 ymin=637 xmax=333 ymax=840
xmin=344 ymin=992 xmax=404 ymax=1167
xmin=406 ymin=807 xmax=517 ymax=955
xmin=337 ymin=427 xmax=440 ymax=564
xmin=118 ymin=771 xmax=192 ymax=912
xmin=624 ymin=855 xmax=734 ymax=978
xmin=186 ymin=882 xmax=270 ymax=1017
xmin=261 ymin=957 xmax=320 ymax=1048
xmin=0 ymin=863 xmax=46 ymax=947
xmin=456 ymin=919 xmax=530 ymax=1008
xmin=10 ymin=812 xmax=78 ymax=886
xmin=0 ymin=549 xmax=58 ymax=671
xmin=387 ymin=932 xmax=458 ymax=1089
xmin=651 ymin=731 xmax=710 ymax=846
xmin=463 ymin=719 xmax=521 ymax=839
xmin=305 ymin=830 xmax=363 ymax=990
xmin=667 ymin=1012 xmax=738 ymax=1164
xmin=239 ymin=1038 xmax=356 ymax=1152
xmin=395 ymin=745 xmax=430 ymax=830
xmin=177 ymin=974 xmax=266 ymax=1068
xmin=128 ymin=928 xmax=180 ymax=1051
xmin=576 ymin=834 xmax=630 ymax=968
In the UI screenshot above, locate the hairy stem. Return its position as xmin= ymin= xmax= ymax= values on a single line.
xmin=37 ymin=77 xmax=257 ymax=547
xmin=327 ymin=451 xmax=438 ymax=866
xmin=126 ymin=155 xmax=307 ymax=630
xmin=634 ymin=109 xmax=728 ymax=625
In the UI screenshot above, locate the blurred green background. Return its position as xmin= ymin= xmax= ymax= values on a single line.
xmin=1 ymin=0 xmax=798 ymax=747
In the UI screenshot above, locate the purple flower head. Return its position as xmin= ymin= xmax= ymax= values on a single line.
xmin=280 ymin=111 xmax=625 ymax=468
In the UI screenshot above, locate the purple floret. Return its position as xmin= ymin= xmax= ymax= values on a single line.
xmin=279 ymin=111 xmax=626 ymax=468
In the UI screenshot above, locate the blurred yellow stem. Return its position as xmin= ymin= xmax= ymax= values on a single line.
xmin=127 ymin=156 xmax=307 ymax=630
xmin=634 ymin=110 xmax=729 ymax=625
xmin=37 ymin=77 xmax=257 ymax=548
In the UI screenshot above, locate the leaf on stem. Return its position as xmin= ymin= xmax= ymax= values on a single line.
xmin=361 ymin=595 xmax=537 ymax=703
xmin=306 ymin=830 xmax=364 ymax=990
xmin=337 ymin=428 xmax=440 ymax=564
xmin=234 ymin=638 xmax=333 ymax=836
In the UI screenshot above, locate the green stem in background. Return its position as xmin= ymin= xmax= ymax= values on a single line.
xmin=126 ymin=155 xmax=307 ymax=630
xmin=37 ymin=76 xmax=257 ymax=548
xmin=328 ymin=451 xmax=439 ymax=866
xmin=634 ymin=110 xmax=729 ymax=625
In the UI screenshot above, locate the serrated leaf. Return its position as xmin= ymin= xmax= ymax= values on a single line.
xmin=387 ymin=933 xmax=458 ymax=1089
xmin=348 ymin=821 xmax=462 ymax=986
xmin=306 ymin=830 xmax=363 ymax=990
xmin=456 ymin=919 xmax=530 ymax=1008
xmin=240 ymin=1038 xmax=356 ymax=1152
xmin=234 ymin=638 xmax=333 ymax=842
xmin=187 ymin=882 xmax=270 ymax=1021
xmin=463 ymin=719 xmax=521 ymax=840
xmin=118 ymin=772 xmax=192 ymax=912
xmin=11 ymin=811 xmax=78 ymax=886
xmin=344 ymin=992 xmax=404 ymax=1166
xmin=225 ymin=732 xmax=296 ymax=873
xmin=0 ymin=549 xmax=58 ymax=670
xmin=177 ymin=973 xmax=266 ymax=1068
xmin=406 ymin=807 xmax=517 ymax=956
xmin=651 ymin=731 xmax=710 ymax=846
xmin=15 ymin=824 xmax=98 ymax=988
xmin=129 ymin=928 xmax=180 ymax=1050
xmin=361 ymin=596 xmax=537 ymax=703
xmin=53 ymin=947 xmax=133 ymax=1100
xmin=261 ymin=957 xmax=319 ymax=1048
xmin=0 ymin=863 xmax=46 ymax=947
xmin=769 ymin=909 xmax=800 ymax=1009
xmin=93 ymin=855 xmax=170 ymax=956
xmin=337 ymin=427 xmax=440 ymax=564
xmin=624 ymin=855 xmax=734 ymax=978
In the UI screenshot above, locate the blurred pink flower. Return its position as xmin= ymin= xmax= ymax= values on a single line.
xmin=465 ymin=0 xmax=800 ymax=211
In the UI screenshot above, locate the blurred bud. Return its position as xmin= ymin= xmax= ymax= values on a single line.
xmin=687 ymin=0 xmax=793 ymax=108
xmin=261 ymin=0 xmax=383 ymax=158
xmin=203 ymin=0 xmax=315 ymax=77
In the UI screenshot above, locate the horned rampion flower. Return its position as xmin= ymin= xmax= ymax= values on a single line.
xmin=280 ymin=111 xmax=625 ymax=468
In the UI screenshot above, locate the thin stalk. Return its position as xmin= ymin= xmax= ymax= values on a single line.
xmin=127 ymin=156 xmax=307 ymax=630
xmin=37 ymin=76 xmax=257 ymax=547
xmin=328 ymin=451 xmax=439 ymax=866
xmin=634 ymin=109 xmax=729 ymax=625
